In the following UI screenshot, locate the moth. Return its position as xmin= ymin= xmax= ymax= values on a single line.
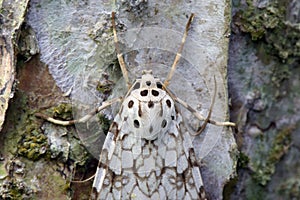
xmin=36 ymin=12 xmax=235 ymax=199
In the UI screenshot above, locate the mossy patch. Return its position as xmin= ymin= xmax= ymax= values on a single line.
xmin=5 ymin=93 xmax=50 ymax=161
xmin=270 ymin=64 xmax=291 ymax=89
xmin=235 ymin=1 xmax=282 ymax=40
xmin=245 ymin=178 xmax=266 ymax=200
xmin=17 ymin=126 xmax=49 ymax=161
xmin=1 ymin=90 xmax=49 ymax=162
xmin=234 ymin=0 xmax=300 ymax=62
xmin=251 ymin=126 xmax=294 ymax=185
xmin=97 ymin=114 xmax=112 ymax=135
xmin=96 ymin=81 xmax=114 ymax=95
xmin=0 ymin=163 xmax=7 ymax=180
xmin=50 ymin=103 xmax=73 ymax=121
xmin=1 ymin=89 xmax=91 ymax=198
xmin=0 ymin=178 xmax=34 ymax=199
xmin=279 ymin=178 xmax=300 ymax=199
xmin=237 ymin=152 xmax=250 ymax=169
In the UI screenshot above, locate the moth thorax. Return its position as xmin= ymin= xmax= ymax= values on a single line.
xmin=121 ymin=90 xmax=176 ymax=141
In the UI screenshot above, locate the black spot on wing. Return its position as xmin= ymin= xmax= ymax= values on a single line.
xmin=149 ymin=125 xmax=153 ymax=133
xmin=166 ymin=99 xmax=171 ymax=108
xmin=148 ymin=101 xmax=154 ymax=108
xmin=161 ymin=119 xmax=167 ymax=128
xmin=128 ymin=100 xmax=134 ymax=108
xmin=138 ymin=102 xmax=142 ymax=117
xmin=156 ymin=82 xmax=163 ymax=89
xmin=134 ymin=119 xmax=140 ymax=128
xmin=140 ymin=90 xmax=148 ymax=96
xmin=152 ymin=90 xmax=159 ymax=96
xmin=110 ymin=122 xmax=119 ymax=139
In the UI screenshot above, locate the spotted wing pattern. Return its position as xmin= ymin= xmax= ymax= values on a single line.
xmin=91 ymin=72 xmax=206 ymax=200
xmin=91 ymin=113 xmax=206 ymax=200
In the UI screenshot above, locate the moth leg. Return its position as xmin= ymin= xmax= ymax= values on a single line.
xmin=35 ymin=97 xmax=122 ymax=126
xmin=164 ymin=80 xmax=235 ymax=131
xmin=164 ymin=13 xmax=195 ymax=87
xmin=112 ymin=12 xmax=131 ymax=89
xmin=175 ymin=94 xmax=235 ymax=126
xmin=195 ymin=76 xmax=217 ymax=134
xmin=176 ymin=94 xmax=235 ymax=126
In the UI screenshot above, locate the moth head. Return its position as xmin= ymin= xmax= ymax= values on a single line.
xmin=140 ymin=70 xmax=161 ymax=89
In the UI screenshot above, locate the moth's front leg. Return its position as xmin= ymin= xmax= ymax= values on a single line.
xmin=35 ymin=97 xmax=122 ymax=126
xmin=174 ymin=95 xmax=235 ymax=125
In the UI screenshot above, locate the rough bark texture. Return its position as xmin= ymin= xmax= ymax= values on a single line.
xmin=0 ymin=1 xmax=237 ymax=199
xmin=228 ymin=0 xmax=300 ymax=199
xmin=0 ymin=0 xmax=29 ymax=131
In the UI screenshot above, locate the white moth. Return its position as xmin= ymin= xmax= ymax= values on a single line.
xmin=91 ymin=70 xmax=207 ymax=199
xmin=89 ymin=12 xmax=235 ymax=200
xmin=36 ymin=12 xmax=235 ymax=200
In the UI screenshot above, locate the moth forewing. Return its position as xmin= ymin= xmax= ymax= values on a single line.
xmin=94 ymin=12 xmax=216 ymax=200
xmin=91 ymin=69 xmax=207 ymax=199
xmin=33 ymin=11 xmax=235 ymax=200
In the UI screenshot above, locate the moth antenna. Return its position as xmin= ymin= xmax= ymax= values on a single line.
xmin=164 ymin=13 xmax=195 ymax=87
xmin=112 ymin=12 xmax=131 ymax=89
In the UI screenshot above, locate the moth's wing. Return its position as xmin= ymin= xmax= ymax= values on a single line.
xmin=91 ymin=113 xmax=148 ymax=200
xmin=91 ymin=113 xmax=207 ymax=200
xmin=158 ymin=116 xmax=207 ymax=200
xmin=91 ymin=130 xmax=116 ymax=200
